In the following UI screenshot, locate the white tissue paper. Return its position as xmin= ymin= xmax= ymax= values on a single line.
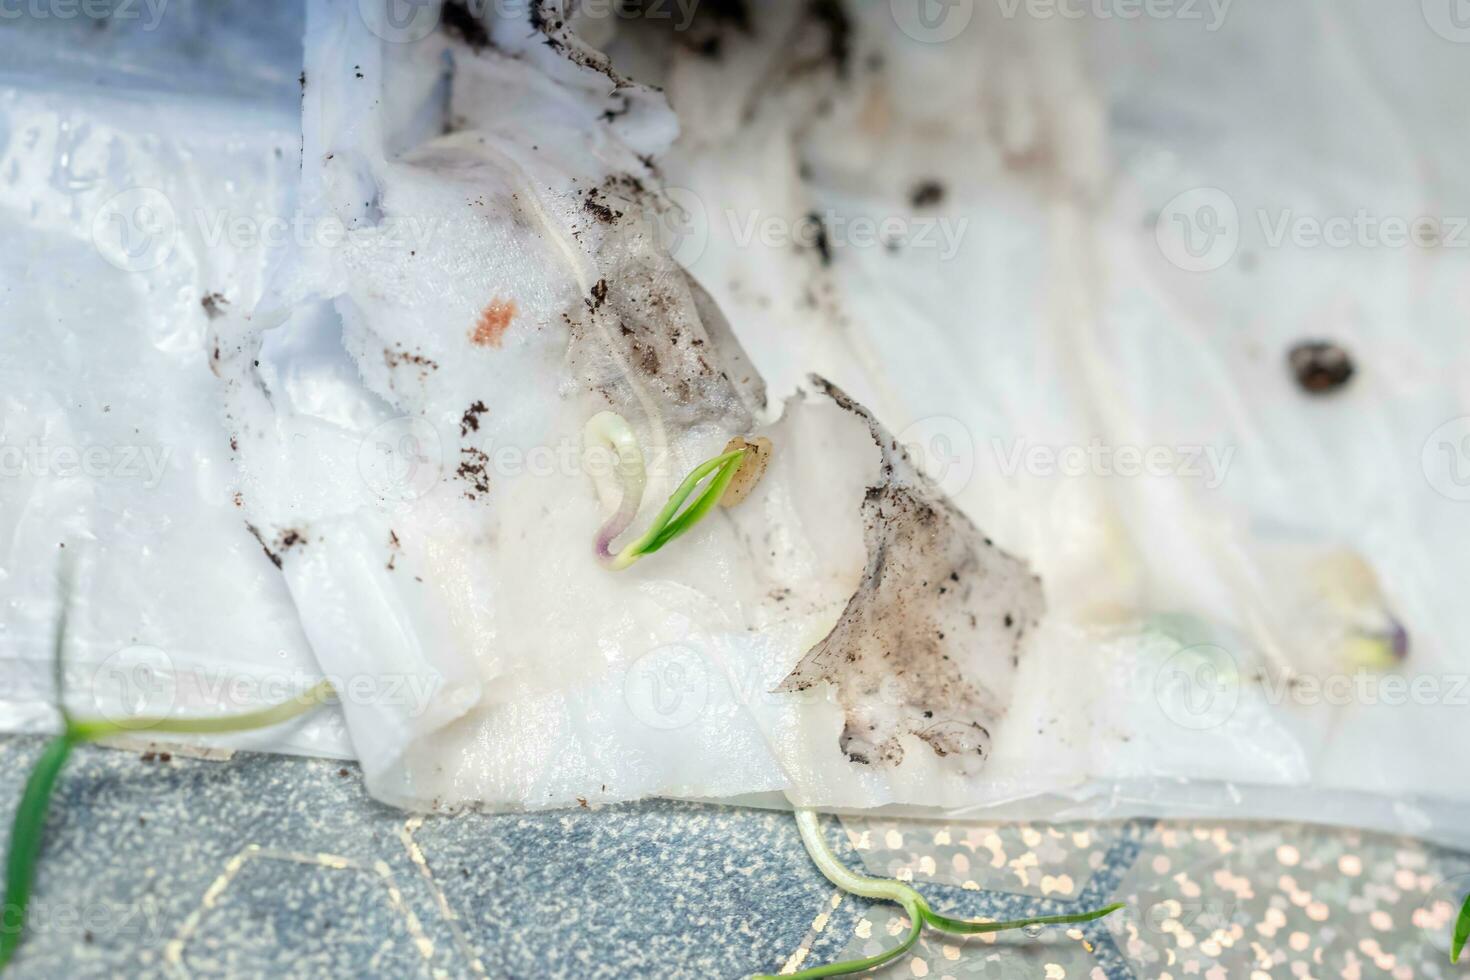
xmin=1 ymin=1 xmax=1466 ymax=844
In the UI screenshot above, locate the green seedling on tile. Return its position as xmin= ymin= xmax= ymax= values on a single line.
xmin=0 ymin=600 xmax=334 ymax=972
xmin=757 ymin=809 xmax=1125 ymax=978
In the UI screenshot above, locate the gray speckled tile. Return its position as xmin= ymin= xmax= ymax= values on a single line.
xmin=2 ymin=736 xmax=1467 ymax=979
xmin=407 ymin=802 xmax=851 ymax=979
xmin=0 ymin=738 xmax=854 ymax=980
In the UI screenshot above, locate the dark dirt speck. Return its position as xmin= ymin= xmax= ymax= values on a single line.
xmin=910 ymin=180 xmax=945 ymax=208
xmin=442 ymin=0 xmax=490 ymax=49
xmin=201 ymin=292 xmax=229 ymax=319
xmin=460 ymin=400 xmax=488 ymax=436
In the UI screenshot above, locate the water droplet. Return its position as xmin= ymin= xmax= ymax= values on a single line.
xmin=1022 ymin=924 xmax=1044 ymax=939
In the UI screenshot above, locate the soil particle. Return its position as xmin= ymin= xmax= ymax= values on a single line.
xmin=384 ymin=348 xmax=439 ymax=375
xmin=457 ymin=448 xmax=491 ymax=498
xmin=442 ymin=0 xmax=490 ymax=50
xmin=910 ymin=180 xmax=945 ymax=208
xmin=804 ymin=212 xmax=832 ymax=265
xmin=460 ymin=400 xmax=488 ymax=436
xmin=201 ymin=292 xmax=229 ymax=319
xmin=808 ymin=0 xmax=852 ymax=77
xmin=387 ymin=530 xmax=402 ymax=571
xmin=583 ymin=188 xmax=621 ymax=223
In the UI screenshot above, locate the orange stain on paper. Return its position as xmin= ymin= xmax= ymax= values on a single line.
xmin=471 ymin=297 xmax=517 ymax=347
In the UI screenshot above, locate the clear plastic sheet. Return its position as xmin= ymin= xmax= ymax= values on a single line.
xmin=1 ymin=1 xmax=1466 ymax=844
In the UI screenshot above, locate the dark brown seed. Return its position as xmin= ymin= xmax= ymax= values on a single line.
xmin=1288 ymin=340 xmax=1355 ymax=394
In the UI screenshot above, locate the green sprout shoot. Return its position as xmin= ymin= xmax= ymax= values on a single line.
xmin=584 ymin=411 xmax=760 ymax=570
xmin=758 ymin=809 xmax=1124 ymax=979
xmin=1453 ymin=892 xmax=1470 ymax=963
xmin=0 ymin=602 xmax=334 ymax=972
